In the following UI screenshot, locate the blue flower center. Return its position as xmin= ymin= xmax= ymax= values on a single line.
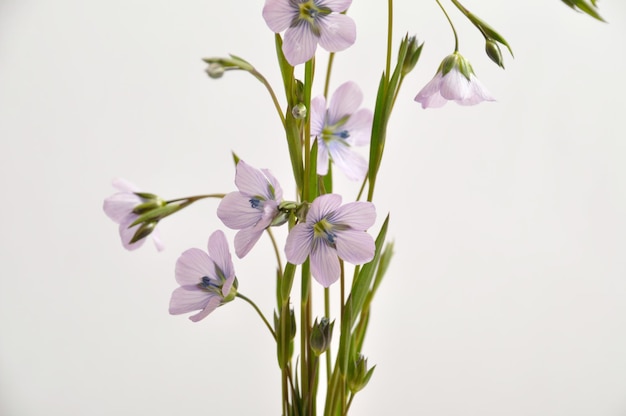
xmin=200 ymin=276 xmax=218 ymax=289
xmin=249 ymin=198 xmax=262 ymax=209
xmin=313 ymin=218 xmax=337 ymax=246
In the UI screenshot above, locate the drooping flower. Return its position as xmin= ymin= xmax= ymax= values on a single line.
xmin=169 ymin=230 xmax=237 ymax=322
xmin=285 ymin=194 xmax=376 ymax=287
xmin=414 ymin=52 xmax=495 ymax=109
xmin=262 ymin=0 xmax=356 ymax=66
xmin=311 ymin=81 xmax=373 ymax=181
xmin=217 ymin=160 xmax=283 ymax=258
xmin=103 ymin=178 xmax=165 ymax=251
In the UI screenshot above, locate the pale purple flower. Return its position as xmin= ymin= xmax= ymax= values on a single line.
xmin=262 ymin=0 xmax=356 ymax=66
xmin=415 ymin=52 xmax=495 ymax=109
xmin=103 ymin=178 xmax=164 ymax=251
xmin=169 ymin=230 xmax=237 ymax=322
xmin=285 ymin=194 xmax=375 ymax=287
xmin=311 ymin=81 xmax=372 ymax=181
xmin=217 ymin=160 xmax=283 ymax=258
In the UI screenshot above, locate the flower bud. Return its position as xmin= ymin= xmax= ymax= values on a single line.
xmin=401 ymin=35 xmax=424 ymax=76
xmin=130 ymin=221 xmax=158 ymax=244
xmin=485 ymin=39 xmax=504 ymax=68
xmin=348 ymin=354 xmax=375 ymax=393
xmin=292 ymin=103 xmax=307 ymax=119
xmin=295 ymin=201 xmax=310 ymax=223
xmin=310 ymin=317 xmax=334 ymax=355
xmin=205 ymin=63 xmax=225 ymax=79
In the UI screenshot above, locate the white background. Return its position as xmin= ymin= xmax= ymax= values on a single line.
xmin=1 ymin=1 xmax=626 ymax=415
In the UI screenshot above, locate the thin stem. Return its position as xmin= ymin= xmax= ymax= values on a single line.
xmin=266 ymin=228 xmax=284 ymax=278
xmin=324 ymin=287 xmax=331 ymax=384
xmin=236 ymin=293 xmax=276 ymax=340
xmin=251 ymin=68 xmax=286 ymax=127
xmin=386 ymin=0 xmax=394 ymax=80
xmin=435 ymin=0 xmax=459 ymax=52
xmin=165 ymin=193 xmax=225 ymax=204
xmin=343 ymin=393 xmax=355 ymax=416
xmin=323 ymin=52 xmax=335 ymax=99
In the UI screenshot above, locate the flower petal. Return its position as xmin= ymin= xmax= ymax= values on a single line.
xmin=151 ymin=229 xmax=165 ymax=252
xmin=169 ymin=285 xmax=211 ymax=315
xmin=175 ymin=248 xmax=215 ymax=285
xmin=217 ymin=192 xmax=262 ymax=230
xmin=310 ymin=238 xmax=340 ymax=287
xmin=103 ymin=192 xmax=141 ymax=223
xmin=335 ymin=229 xmax=375 ymax=265
xmin=283 ymin=22 xmax=319 ymax=65
xmin=207 ymin=230 xmax=234 ymax=280
xmin=111 ymin=177 xmax=139 ymax=193
xmin=285 ymin=223 xmax=314 ymax=264
xmin=308 ymin=194 xmax=342 ymax=223
xmin=440 ymin=69 xmax=471 ymax=101
xmin=234 ymin=160 xmax=273 ymax=199
xmin=234 ymin=227 xmax=265 ymax=258
xmin=414 ymin=73 xmax=444 ymax=108
xmin=261 ymin=168 xmax=283 ymax=201
xmin=458 ymin=75 xmax=495 ymax=105
xmin=118 ymin=216 xmax=147 ymax=251
xmin=321 ymin=0 xmax=352 ymax=12
xmin=327 ymin=81 xmax=362 ymax=124
xmin=326 ymin=140 xmax=367 ymax=181
xmin=342 ymin=108 xmax=373 ymax=146
xmin=317 ymin=14 xmax=356 ymax=55
xmin=262 ymin=0 xmax=297 ymax=33
xmin=189 ymin=295 xmax=221 ymax=322
xmin=310 ymin=96 xmax=327 ymax=136
xmin=316 ymin=138 xmax=330 ymax=176
xmin=330 ymin=201 xmax=376 ymax=230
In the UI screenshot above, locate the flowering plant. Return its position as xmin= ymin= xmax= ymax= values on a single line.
xmin=103 ymin=1 xmax=603 ymax=414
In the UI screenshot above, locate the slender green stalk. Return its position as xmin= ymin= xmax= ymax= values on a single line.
xmin=323 ymin=52 xmax=336 ymax=99
xmin=386 ymin=0 xmax=394 ymax=80
xmin=324 ymin=287 xmax=331 ymax=384
xmin=435 ymin=0 xmax=459 ymax=52
xmin=250 ymin=68 xmax=286 ymax=127
xmin=236 ymin=293 xmax=276 ymax=340
xmin=266 ymin=228 xmax=284 ymax=278
xmin=165 ymin=193 xmax=225 ymax=204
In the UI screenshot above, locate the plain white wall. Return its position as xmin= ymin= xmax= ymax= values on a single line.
xmin=1 ymin=1 xmax=625 ymax=415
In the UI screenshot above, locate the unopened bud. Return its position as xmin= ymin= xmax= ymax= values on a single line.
xmin=348 ymin=354 xmax=375 ymax=393
xmin=310 ymin=317 xmax=334 ymax=355
xmin=485 ymin=39 xmax=504 ymax=68
xmin=205 ymin=63 xmax=225 ymax=79
xmin=402 ymin=35 xmax=424 ymax=76
xmin=129 ymin=221 xmax=158 ymax=244
xmin=292 ymin=103 xmax=307 ymax=119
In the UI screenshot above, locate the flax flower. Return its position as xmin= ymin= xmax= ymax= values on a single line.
xmin=285 ymin=194 xmax=375 ymax=287
xmin=217 ymin=160 xmax=283 ymax=258
xmin=262 ymin=0 xmax=356 ymax=66
xmin=311 ymin=81 xmax=372 ymax=181
xmin=415 ymin=52 xmax=495 ymax=109
xmin=102 ymin=178 xmax=164 ymax=251
xmin=169 ymin=230 xmax=237 ymax=322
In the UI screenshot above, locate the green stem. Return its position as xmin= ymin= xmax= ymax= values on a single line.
xmin=250 ymin=68 xmax=286 ymax=127
xmin=165 ymin=193 xmax=225 ymax=204
xmin=323 ymin=52 xmax=335 ymax=99
xmin=266 ymin=228 xmax=284 ymax=279
xmin=435 ymin=0 xmax=459 ymax=52
xmin=324 ymin=287 xmax=331 ymax=384
xmin=386 ymin=0 xmax=394 ymax=81
xmin=236 ymin=293 xmax=276 ymax=340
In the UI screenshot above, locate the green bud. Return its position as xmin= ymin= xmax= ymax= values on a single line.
xmin=129 ymin=221 xmax=157 ymax=244
xmin=295 ymin=202 xmax=310 ymax=223
xmin=310 ymin=317 xmax=335 ymax=355
xmin=205 ymin=63 xmax=225 ymax=79
xmin=270 ymin=211 xmax=289 ymax=227
xmin=348 ymin=354 xmax=376 ymax=393
xmin=401 ymin=35 xmax=424 ymax=76
xmin=291 ymin=103 xmax=307 ymax=120
xmin=485 ymin=39 xmax=504 ymax=68
xmin=293 ymin=80 xmax=305 ymax=103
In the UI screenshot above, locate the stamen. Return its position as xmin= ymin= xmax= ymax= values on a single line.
xmin=249 ymin=198 xmax=261 ymax=209
xmin=200 ymin=276 xmax=218 ymax=289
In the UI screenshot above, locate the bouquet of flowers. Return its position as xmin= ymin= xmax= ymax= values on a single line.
xmin=103 ymin=1 xmax=604 ymax=415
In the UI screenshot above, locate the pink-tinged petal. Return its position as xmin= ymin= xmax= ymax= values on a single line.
xmin=103 ymin=192 xmax=141 ymax=223
xmin=440 ymin=70 xmax=471 ymax=101
xmin=283 ymin=23 xmax=319 ymax=66
xmin=285 ymin=223 xmax=314 ymax=264
xmin=189 ymin=295 xmax=221 ymax=322
xmin=317 ymin=14 xmax=356 ymax=54
xmin=151 ymin=229 xmax=165 ymax=252
xmin=458 ymin=75 xmax=495 ymax=105
xmin=417 ymin=92 xmax=448 ymax=109
xmin=262 ymin=0 xmax=297 ymax=33
xmin=343 ymin=108 xmax=373 ymax=146
xmin=169 ymin=286 xmax=211 ymax=315
xmin=222 ymin=274 xmax=235 ymax=299
xmin=235 ymin=160 xmax=273 ymax=199
xmin=327 ymin=81 xmax=362 ymax=124
xmin=308 ymin=194 xmax=342 ymax=223
xmin=118 ymin=217 xmax=147 ymax=251
xmin=310 ymin=96 xmax=327 ymax=136
xmin=335 ymin=229 xmax=375 ymax=265
xmin=261 ymin=168 xmax=282 ymax=201
xmin=217 ymin=192 xmax=261 ymax=229
xmin=326 ymin=140 xmax=367 ymax=181
xmin=234 ymin=227 xmax=265 ymax=258
xmin=316 ymin=139 xmax=330 ymax=176
xmin=330 ymin=201 xmax=376 ymax=230
xmin=310 ymin=239 xmax=340 ymax=287
xmin=207 ymin=230 xmax=234 ymax=280
xmin=321 ymin=0 xmax=352 ymax=12
xmin=111 ymin=177 xmax=139 ymax=193
xmin=175 ymin=248 xmax=215 ymax=285
xmin=414 ymin=73 xmax=443 ymax=104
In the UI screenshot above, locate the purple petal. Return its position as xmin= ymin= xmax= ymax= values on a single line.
xmin=207 ymin=230 xmax=234 ymax=281
xmin=283 ymin=22 xmax=319 ymax=66
xmin=330 ymin=201 xmax=376 ymax=230
xmin=217 ymin=192 xmax=262 ymax=230
xmin=327 ymin=81 xmax=362 ymax=124
xmin=189 ymin=295 xmax=221 ymax=322
xmin=103 ymin=192 xmax=141 ymax=223
xmin=262 ymin=0 xmax=297 ymax=33
xmin=326 ymin=140 xmax=367 ymax=181
xmin=234 ymin=227 xmax=265 ymax=259
xmin=414 ymin=73 xmax=443 ymax=107
xmin=261 ymin=168 xmax=283 ymax=201
xmin=169 ymin=286 xmax=211 ymax=315
xmin=308 ymin=194 xmax=342 ymax=223
xmin=440 ymin=69 xmax=471 ymax=101
xmin=151 ymin=229 xmax=165 ymax=252
xmin=343 ymin=108 xmax=373 ymax=146
xmin=285 ymin=223 xmax=314 ymax=264
xmin=111 ymin=177 xmax=139 ymax=193
xmin=458 ymin=75 xmax=495 ymax=105
xmin=316 ymin=138 xmax=330 ymax=176
xmin=335 ymin=229 xmax=375 ymax=265
xmin=321 ymin=0 xmax=352 ymax=12
xmin=234 ymin=160 xmax=274 ymax=200
xmin=418 ymin=91 xmax=447 ymax=109
xmin=310 ymin=239 xmax=340 ymax=287
xmin=317 ymin=14 xmax=356 ymax=55
xmin=310 ymin=96 xmax=327 ymax=136
xmin=175 ymin=247 xmax=215 ymax=285
xmin=118 ymin=216 xmax=147 ymax=251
